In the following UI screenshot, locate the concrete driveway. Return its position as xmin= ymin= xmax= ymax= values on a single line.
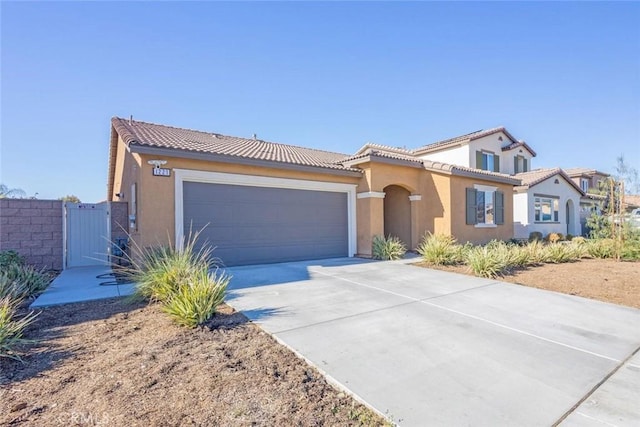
xmin=226 ymin=258 xmax=640 ymax=426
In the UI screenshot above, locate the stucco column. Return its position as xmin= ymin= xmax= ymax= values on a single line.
xmin=356 ymin=192 xmax=385 ymax=257
xmin=409 ymin=195 xmax=422 ymax=250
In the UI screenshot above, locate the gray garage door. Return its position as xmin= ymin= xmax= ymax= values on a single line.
xmin=183 ymin=182 xmax=348 ymax=266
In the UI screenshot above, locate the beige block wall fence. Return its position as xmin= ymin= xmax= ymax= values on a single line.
xmin=0 ymin=199 xmax=128 ymax=270
xmin=0 ymin=199 xmax=64 ymax=270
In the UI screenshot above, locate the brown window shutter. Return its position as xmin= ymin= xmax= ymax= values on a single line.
xmin=476 ymin=151 xmax=483 ymax=169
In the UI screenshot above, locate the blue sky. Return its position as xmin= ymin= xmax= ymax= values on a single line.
xmin=2 ymin=1 xmax=639 ymax=202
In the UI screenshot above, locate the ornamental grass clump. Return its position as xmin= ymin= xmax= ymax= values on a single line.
xmin=372 ymin=235 xmax=407 ymax=260
xmin=123 ymin=227 xmax=230 ymax=328
xmin=127 ymin=229 xmax=218 ymax=303
xmin=465 ymin=245 xmax=507 ymax=278
xmin=417 ymin=233 xmax=465 ymax=266
xmin=0 ymin=264 xmax=50 ymax=301
xmin=586 ymin=238 xmax=616 ymax=259
xmin=0 ymin=296 xmax=38 ymax=361
xmin=162 ymin=269 xmax=230 ymax=328
xmin=543 ymin=243 xmax=573 ymax=263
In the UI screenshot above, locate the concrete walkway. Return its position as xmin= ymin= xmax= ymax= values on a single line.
xmin=30 ymin=266 xmax=135 ymax=308
xmin=226 ymin=258 xmax=640 ymax=426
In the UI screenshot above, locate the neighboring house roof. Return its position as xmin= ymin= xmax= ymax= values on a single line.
xmin=422 ymin=161 xmax=521 ymax=185
xmin=111 ymin=117 xmax=358 ymax=172
xmin=564 ymin=167 xmax=610 ymax=178
xmin=514 ymin=168 xmax=585 ymax=195
xmin=412 ymin=126 xmax=535 ymax=156
xmin=625 ymin=194 xmax=640 ymax=208
xmin=501 ymin=140 xmax=537 ymax=157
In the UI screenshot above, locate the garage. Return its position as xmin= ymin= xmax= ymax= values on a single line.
xmin=181 ymin=177 xmax=352 ymax=266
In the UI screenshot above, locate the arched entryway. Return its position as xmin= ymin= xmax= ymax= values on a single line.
xmin=566 ymin=199 xmax=575 ymax=235
xmin=383 ymin=185 xmax=411 ymax=248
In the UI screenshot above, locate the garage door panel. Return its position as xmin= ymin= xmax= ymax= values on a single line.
xmin=183 ymin=182 xmax=349 ymax=266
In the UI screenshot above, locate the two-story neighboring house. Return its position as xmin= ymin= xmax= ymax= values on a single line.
xmin=415 ymin=127 xmax=584 ymax=239
xmin=413 ymin=127 xmax=536 ymax=175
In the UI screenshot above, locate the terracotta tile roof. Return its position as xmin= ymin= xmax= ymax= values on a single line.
xmin=353 ymin=143 xmax=413 ymax=157
xmin=413 ymin=126 xmax=522 ymax=155
xmin=514 ymin=168 xmax=584 ymax=194
xmin=422 ymin=161 xmax=521 ymax=184
xmin=501 ymin=140 xmax=537 ymax=157
xmin=564 ymin=167 xmax=610 ymax=178
xmin=340 ymin=145 xmax=422 ymax=165
xmin=625 ymin=194 xmax=640 ymax=208
xmin=111 ymin=117 xmax=359 ymax=172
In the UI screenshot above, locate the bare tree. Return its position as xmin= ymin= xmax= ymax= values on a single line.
xmin=615 ymin=154 xmax=640 ymax=194
xmin=0 ymin=184 xmax=26 ymax=199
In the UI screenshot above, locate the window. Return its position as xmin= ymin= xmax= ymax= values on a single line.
xmin=580 ymin=178 xmax=589 ymax=192
xmin=466 ymin=187 xmax=504 ymax=226
xmin=514 ymin=156 xmax=528 ymax=173
xmin=534 ymin=196 xmax=559 ymax=222
xmin=476 ymin=151 xmax=500 ymax=172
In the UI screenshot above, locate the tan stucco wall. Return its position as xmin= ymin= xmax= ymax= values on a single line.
xmin=110 ymin=139 xmax=516 ymax=256
xmin=449 ymin=176 xmax=514 ymax=244
xmin=111 ymin=136 xmax=142 ymax=246
xmin=383 ymin=185 xmax=412 ymax=247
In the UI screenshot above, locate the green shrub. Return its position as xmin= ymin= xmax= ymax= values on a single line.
xmin=417 ymin=233 xmax=463 ymax=265
xmin=465 ymin=246 xmax=507 ymax=278
xmin=0 ymin=250 xmax=24 ymax=270
xmin=372 ymin=235 xmax=407 ymax=261
xmin=565 ymin=234 xmax=574 ymax=241
xmin=572 ymin=236 xmax=587 ymax=244
xmin=529 ymin=231 xmax=543 ymax=242
xmin=162 ymin=269 xmax=230 ymax=328
xmin=621 ymin=237 xmax=640 ymax=261
xmin=0 ymin=296 xmax=39 ymax=361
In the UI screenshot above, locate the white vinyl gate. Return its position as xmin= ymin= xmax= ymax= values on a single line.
xmin=64 ymin=202 xmax=110 ymax=268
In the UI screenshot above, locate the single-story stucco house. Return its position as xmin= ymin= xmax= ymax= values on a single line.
xmin=107 ymin=117 xmax=520 ymax=266
xmin=513 ymin=168 xmax=584 ymax=239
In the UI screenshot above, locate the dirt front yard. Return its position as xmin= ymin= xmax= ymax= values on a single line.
xmin=420 ymin=259 xmax=640 ymax=309
xmin=1 ymin=299 xmax=387 ymax=426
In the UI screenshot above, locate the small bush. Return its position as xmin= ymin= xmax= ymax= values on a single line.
xmin=0 ymin=297 xmax=39 ymax=361
xmin=565 ymin=234 xmax=574 ymax=241
xmin=0 ymin=250 xmax=24 ymax=270
xmin=529 ymin=231 xmax=543 ymax=242
xmin=162 ymin=269 xmax=230 ymax=328
xmin=546 ymin=233 xmax=562 ymax=243
xmin=372 ymin=235 xmax=407 ymax=261
xmin=417 ymin=233 xmax=463 ymax=265
xmin=572 ymin=236 xmax=587 ymax=244
xmin=621 ymin=237 xmax=640 ymax=261
xmin=466 ymin=246 xmax=507 ymax=278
